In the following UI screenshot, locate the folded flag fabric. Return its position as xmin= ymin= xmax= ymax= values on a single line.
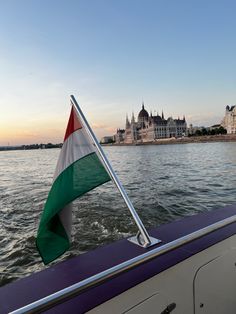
xmin=36 ymin=106 xmax=111 ymax=264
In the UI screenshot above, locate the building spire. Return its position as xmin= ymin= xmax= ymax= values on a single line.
xmin=162 ymin=110 xmax=164 ymax=119
xmin=126 ymin=114 xmax=130 ymax=128
xmin=131 ymin=111 xmax=135 ymax=123
xmin=142 ymin=100 xmax=144 ymax=110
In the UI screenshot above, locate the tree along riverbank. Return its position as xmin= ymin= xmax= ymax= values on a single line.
xmin=103 ymin=134 xmax=236 ymax=146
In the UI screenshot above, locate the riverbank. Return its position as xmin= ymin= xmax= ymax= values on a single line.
xmin=0 ymin=143 xmax=62 ymax=152
xmin=103 ymin=134 xmax=236 ymax=146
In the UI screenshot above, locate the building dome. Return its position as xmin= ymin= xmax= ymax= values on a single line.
xmin=138 ymin=103 xmax=149 ymax=121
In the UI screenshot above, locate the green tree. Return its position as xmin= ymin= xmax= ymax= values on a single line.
xmin=218 ymin=126 xmax=227 ymax=134
xmin=202 ymin=128 xmax=208 ymax=136
xmin=195 ymin=130 xmax=202 ymax=136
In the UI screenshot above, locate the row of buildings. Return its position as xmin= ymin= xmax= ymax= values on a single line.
xmin=100 ymin=103 xmax=236 ymax=144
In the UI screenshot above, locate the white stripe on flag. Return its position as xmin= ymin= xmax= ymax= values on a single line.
xmin=54 ymin=128 xmax=95 ymax=180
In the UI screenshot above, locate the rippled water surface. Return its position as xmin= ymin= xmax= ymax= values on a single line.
xmin=1 ymin=142 xmax=236 ymax=286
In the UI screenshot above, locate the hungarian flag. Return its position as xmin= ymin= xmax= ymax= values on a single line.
xmin=36 ymin=106 xmax=111 ymax=264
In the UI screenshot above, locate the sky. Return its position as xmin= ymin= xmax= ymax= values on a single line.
xmin=0 ymin=0 xmax=235 ymax=145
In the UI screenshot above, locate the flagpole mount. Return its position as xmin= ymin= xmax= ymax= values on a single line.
xmin=70 ymin=95 xmax=161 ymax=249
xmin=128 ymin=231 xmax=161 ymax=247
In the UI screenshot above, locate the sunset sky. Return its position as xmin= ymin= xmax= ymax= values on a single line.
xmin=0 ymin=0 xmax=235 ymax=145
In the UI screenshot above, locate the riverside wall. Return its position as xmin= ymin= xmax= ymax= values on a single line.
xmin=104 ymin=134 xmax=236 ymax=146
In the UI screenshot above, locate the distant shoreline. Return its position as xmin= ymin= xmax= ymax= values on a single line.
xmin=0 ymin=143 xmax=62 ymax=152
xmin=102 ymin=134 xmax=236 ymax=147
xmin=1 ymin=135 xmax=236 ymax=152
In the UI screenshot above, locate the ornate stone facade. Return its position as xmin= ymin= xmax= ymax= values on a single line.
xmin=116 ymin=102 xmax=187 ymax=144
xmin=221 ymin=105 xmax=236 ymax=134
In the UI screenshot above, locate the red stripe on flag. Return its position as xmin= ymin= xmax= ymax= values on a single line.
xmin=64 ymin=106 xmax=82 ymax=141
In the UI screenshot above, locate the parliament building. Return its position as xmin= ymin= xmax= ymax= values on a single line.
xmin=115 ymin=102 xmax=187 ymax=144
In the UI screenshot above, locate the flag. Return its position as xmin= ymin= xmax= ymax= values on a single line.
xmin=36 ymin=106 xmax=111 ymax=264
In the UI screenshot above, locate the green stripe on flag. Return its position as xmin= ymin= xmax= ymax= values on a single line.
xmin=36 ymin=152 xmax=111 ymax=264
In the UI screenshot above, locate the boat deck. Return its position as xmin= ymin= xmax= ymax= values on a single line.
xmin=1 ymin=204 xmax=236 ymax=313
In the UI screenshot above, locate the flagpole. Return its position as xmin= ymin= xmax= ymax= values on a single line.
xmin=70 ymin=95 xmax=161 ymax=248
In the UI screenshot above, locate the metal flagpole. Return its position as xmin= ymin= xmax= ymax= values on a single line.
xmin=70 ymin=95 xmax=160 ymax=248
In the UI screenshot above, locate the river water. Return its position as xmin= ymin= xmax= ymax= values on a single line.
xmin=1 ymin=142 xmax=236 ymax=286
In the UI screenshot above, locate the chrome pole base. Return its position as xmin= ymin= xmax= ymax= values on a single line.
xmin=128 ymin=231 xmax=162 ymax=248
